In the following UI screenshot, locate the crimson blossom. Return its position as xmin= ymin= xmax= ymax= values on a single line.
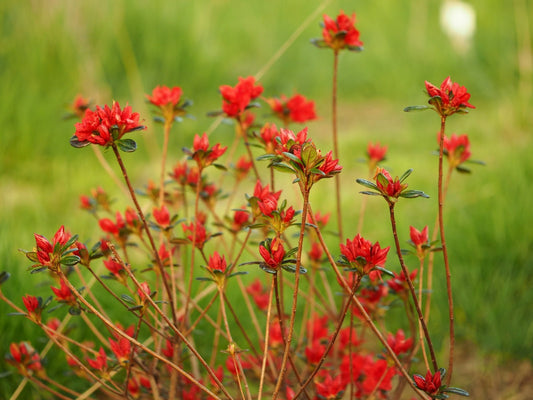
xmin=219 ymin=76 xmax=263 ymax=119
xmin=313 ymin=10 xmax=363 ymax=52
xmin=413 ymin=369 xmax=442 ymax=397
xmin=146 ymin=85 xmax=188 ymax=123
xmin=72 ymin=102 xmax=145 ymax=148
xmin=265 ymin=93 xmax=317 ymax=125
xmin=439 ymin=132 xmax=472 ymax=169
xmin=339 ymin=234 xmax=390 ymax=276
xmin=425 ymin=76 xmax=475 ymax=117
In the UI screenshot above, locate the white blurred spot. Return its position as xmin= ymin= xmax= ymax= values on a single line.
xmin=440 ymin=0 xmax=477 ymax=53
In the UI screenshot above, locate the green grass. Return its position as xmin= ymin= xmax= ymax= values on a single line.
xmin=1 ymin=0 xmax=532 ymax=398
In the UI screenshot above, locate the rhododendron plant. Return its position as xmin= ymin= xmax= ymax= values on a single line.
xmin=0 ymin=8 xmax=479 ymax=400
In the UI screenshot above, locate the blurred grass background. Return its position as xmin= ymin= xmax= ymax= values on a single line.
xmin=0 ymin=0 xmax=532 ymax=398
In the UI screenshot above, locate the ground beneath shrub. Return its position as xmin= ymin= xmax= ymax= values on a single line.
xmin=441 ymin=344 xmax=533 ymax=400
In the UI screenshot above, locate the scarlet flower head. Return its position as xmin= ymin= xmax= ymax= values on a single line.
xmin=413 ymin=369 xmax=443 ymax=397
xmin=137 ymin=282 xmax=152 ymax=304
xmin=266 ymin=94 xmax=317 ymax=125
xmin=386 ymin=329 xmax=413 ymax=356
xmin=87 ymin=347 xmax=108 ymax=372
xmin=409 ymin=226 xmax=431 ymax=259
xmin=258 ymin=237 xmax=286 ymax=273
xmin=367 ymin=142 xmax=387 ymax=169
xmin=388 ymin=269 xmax=418 ymax=296
xmin=250 ymin=180 xmax=282 ymax=218
xmin=51 ymin=279 xmax=77 ymax=307
xmin=68 ymin=94 xmax=90 ymax=119
xmin=109 ymin=337 xmax=131 ymax=367
xmin=206 ymin=251 xmax=229 ymax=286
xmin=72 ymin=101 xmax=145 ymax=149
xmin=219 ymin=76 xmax=263 ymax=118
xmin=182 ymin=219 xmax=209 ymax=249
xmin=246 ymin=279 xmax=270 ymax=311
xmin=357 ymin=167 xmax=429 ymax=205
xmin=314 ymin=372 xmax=347 ymax=399
xmin=439 ymin=132 xmax=472 ymax=169
xmin=22 ymin=295 xmax=41 ymax=323
xmin=313 ymin=10 xmax=363 ymax=52
xmin=186 ymin=133 xmax=227 ymax=170
xmin=8 ymin=342 xmax=43 ymax=376
xmin=103 ymin=258 xmax=127 ymax=285
xmin=425 ymin=76 xmax=475 ymax=117
xmin=146 ymin=85 xmax=183 ymax=107
xmin=153 ymin=204 xmax=171 ymax=228
xmin=258 ymin=123 xmax=280 ymax=154
xmin=339 ymin=234 xmax=390 ymax=276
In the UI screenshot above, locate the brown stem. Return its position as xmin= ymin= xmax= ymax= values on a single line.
xmin=111 ymin=144 xmax=177 ymax=324
xmin=389 ymin=204 xmax=438 ymax=372
xmin=272 ymin=187 xmax=310 ymax=399
xmin=438 ymin=116 xmax=455 ymax=383
xmin=331 ymin=50 xmax=343 ymax=239
xmin=292 ymin=275 xmax=361 ymax=399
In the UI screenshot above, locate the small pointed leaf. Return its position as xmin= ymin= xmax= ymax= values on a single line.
xmin=117 ymin=139 xmax=137 ymax=153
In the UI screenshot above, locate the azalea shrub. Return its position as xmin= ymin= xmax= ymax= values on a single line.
xmin=1 ymin=10 xmax=480 ymax=400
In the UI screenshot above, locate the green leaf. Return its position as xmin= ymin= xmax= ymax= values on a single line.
xmin=69 ymin=136 xmax=91 ymax=148
xmin=399 ymin=168 xmax=413 ymax=183
xmin=121 ymin=294 xmax=136 ymax=304
xmin=23 ymin=250 xmax=39 ymax=263
xmin=196 ymin=277 xmax=214 ymax=282
xmin=117 ymin=139 xmax=137 ymax=153
xmin=403 ymin=105 xmax=432 ymax=112
xmin=359 ymin=190 xmax=381 ymax=196
xmin=60 ymin=255 xmax=81 ymax=266
xmin=271 ymin=163 xmax=296 ymax=174
xmin=356 ymin=178 xmax=378 ymax=191
xmin=128 ymin=305 xmax=144 ymax=311
xmin=63 ymin=234 xmax=79 ymax=250
xmin=0 ymin=271 xmax=10 ymax=285
xmin=256 ymin=154 xmax=279 ymax=162
xmin=455 ymin=165 xmax=471 ymax=174
xmin=7 ymin=312 xmax=26 ymax=317
xmin=375 ymin=266 xmax=394 ymax=277
xmin=282 ymin=151 xmax=302 ymax=163
xmin=442 ymin=387 xmax=469 ymax=397
xmin=68 ymin=307 xmax=81 ymax=316
xmin=400 ymin=190 xmax=429 ymax=199
xmin=213 ymin=163 xmax=227 ymax=171
xmin=206 ymin=110 xmax=224 ymax=117
xmin=229 ymin=271 xmax=248 ymax=278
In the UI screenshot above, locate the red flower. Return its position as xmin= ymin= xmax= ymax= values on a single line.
xmin=246 ymin=279 xmax=270 ymax=311
xmin=234 ymin=156 xmax=253 ymax=180
xmin=146 ymin=85 xmax=183 ymax=107
xmin=410 ymin=226 xmax=429 ymax=247
xmin=207 ymin=251 xmax=227 ymax=274
xmin=33 ymin=225 xmax=70 ymax=268
xmin=374 ymin=167 xmax=408 ymax=199
xmin=74 ymin=102 xmax=145 ymax=147
xmin=232 ymin=207 xmax=250 ymax=232
xmin=320 ymin=11 xmax=363 ymax=51
xmin=219 ymin=76 xmax=263 ymax=118
xmin=388 ymin=269 xmax=418 ymax=295
xmin=109 ymin=337 xmax=131 ymax=366
xmin=103 ymin=258 xmax=126 ymax=283
xmin=308 ymin=242 xmax=323 ymax=262
xmin=87 ymin=347 xmax=108 ymax=371
xmin=69 ymin=94 xmax=90 ymax=119
xmin=266 ymin=94 xmax=317 ymax=125
xmin=340 ymin=234 xmax=390 ymax=276
xmin=305 ymin=340 xmax=326 ymax=365
xmin=308 ymin=211 xmax=330 ymax=229
xmin=276 ymin=127 xmax=310 ymax=156
xmin=360 ymin=358 xmax=396 ymax=394
xmin=162 ymin=339 xmax=174 ymax=358
xmin=316 ymin=150 xmax=343 ymax=179
xmin=51 ymin=279 xmax=77 ymax=306
xmin=252 ymin=180 xmax=282 ymax=218
xmin=259 ymin=123 xmax=280 ymax=154
xmin=259 ymin=237 xmax=286 ymax=271
xmin=314 ymin=372 xmax=347 ymax=399
xmin=188 ymin=133 xmax=227 ymax=169
xmin=425 ymin=76 xmax=475 ymax=117
xmin=182 ymin=219 xmax=209 ymax=249
xmin=413 ymin=370 xmax=442 ymax=396
xmin=8 ymin=342 xmax=43 ymax=374
xmin=137 ymin=282 xmax=151 ymax=303
xmin=439 ymin=132 xmax=472 ymax=168
xmin=367 ymin=142 xmax=387 ymax=164
xmin=99 ymin=211 xmax=126 ymax=237
xmin=153 ymin=204 xmax=170 ymax=228
xmin=22 ymin=295 xmax=40 ymax=315
xmin=386 ymin=329 xmax=413 ymax=356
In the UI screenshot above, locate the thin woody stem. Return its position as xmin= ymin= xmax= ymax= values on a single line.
xmin=111 ymin=144 xmax=177 ymax=324
xmin=331 ymin=50 xmax=343 ymax=239
xmin=389 ymin=204 xmax=438 ymax=373
xmin=438 ymin=116 xmax=455 ymax=383
xmin=158 ymin=119 xmax=172 ymax=206
xmin=272 ymin=187 xmax=310 ymax=400
xmin=307 ymin=205 xmax=430 ymax=400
